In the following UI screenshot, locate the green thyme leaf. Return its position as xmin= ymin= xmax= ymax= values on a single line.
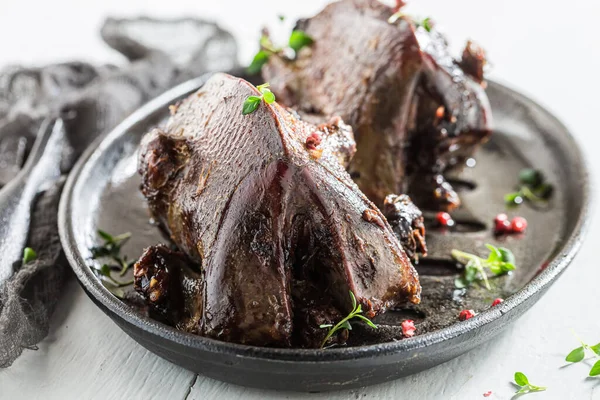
xmin=498 ymin=247 xmax=515 ymax=264
xmin=288 ymin=30 xmax=314 ymax=52
xmin=421 ymin=17 xmax=432 ymax=32
xmin=590 ymin=360 xmax=600 ymax=377
xmin=278 ymin=15 xmax=285 ymax=22
xmin=97 ymin=230 xmax=114 ymax=242
xmin=22 ymin=247 xmax=37 ymax=264
xmin=320 ymin=291 xmax=377 ymax=348
xmin=256 ymin=82 xmax=270 ymax=92
xmin=565 ymin=346 xmax=585 ymax=363
xmin=99 ymin=264 xmax=112 ymax=277
xmin=262 ymin=89 xmax=276 ymax=104
xmin=242 ymin=96 xmax=262 ymax=115
xmin=519 ymin=168 xmax=544 ymax=187
xmin=504 ymin=192 xmax=523 ymax=206
xmin=514 ymin=372 xmax=529 ymax=386
xmin=247 ymin=50 xmax=271 ymax=74
xmin=590 ymin=343 xmax=600 ymax=355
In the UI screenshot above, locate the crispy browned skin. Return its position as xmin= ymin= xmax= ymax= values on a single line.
xmin=262 ymin=0 xmax=492 ymax=211
xmin=382 ymin=194 xmax=427 ymax=262
xmin=136 ymin=73 xmax=420 ymax=347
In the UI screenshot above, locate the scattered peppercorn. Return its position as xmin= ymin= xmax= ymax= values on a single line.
xmin=458 ymin=309 xmax=476 ymax=321
xmin=401 ymin=319 xmax=416 ymax=338
xmin=510 ymin=216 xmax=527 ymax=233
xmin=436 ymin=211 xmax=455 ymax=227
xmin=493 ymin=213 xmax=511 ymax=234
xmin=483 ymin=391 xmax=492 ymax=398
xmin=306 ymin=132 xmax=322 ymax=150
xmin=491 ymin=298 xmax=504 ymax=307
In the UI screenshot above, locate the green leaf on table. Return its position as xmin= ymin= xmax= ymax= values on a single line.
xmin=514 ymin=372 xmax=529 ymax=387
xmin=590 ymin=343 xmax=600 ymax=355
xmin=565 ymin=346 xmax=585 ymax=363
xmin=590 ymin=360 xmax=600 ymax=377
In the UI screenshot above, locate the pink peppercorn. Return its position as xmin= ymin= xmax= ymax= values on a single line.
xmin=510 ymin=216 xmax=528 ymax=233
xmin=436 ymin=211 xmax=455 ymax=227
xmin=401 ymin=319 xmax=416 ymax=338
xmin=458 ymin=309 xmax=476 ymax=321
xmin=491 ymin=298 xmax=504 ymax=307
xmin=493 ymin=213 xmax=511 ymax=234
xmin=305 ymin=132 xmax=322 ymax=150
xmin=483 ymin=391 xmax=492 ymax=397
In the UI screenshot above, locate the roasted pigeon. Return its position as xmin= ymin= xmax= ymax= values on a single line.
xmin=262 ymin=0 xmax=492 ymax=211
xmin=134 ymin=73 xmax=422 ymax=347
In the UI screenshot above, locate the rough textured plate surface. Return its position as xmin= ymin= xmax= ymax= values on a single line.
xmin=59 ymin=73 xmax=590 ymax=392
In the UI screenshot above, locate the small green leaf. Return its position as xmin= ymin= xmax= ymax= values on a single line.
xmin=350 ymin=291 xmax=357 ymax=310
xmin=341 ymin=320 xmax=352 ymax=330
xmin=97 ymin=230 xmax=114 ymax=242
xmin=590 ymin=343 xmax=600 ymax=355
xmin=565 ymin=346 xmax=585 ymax=363
xmin=454 ymin=277 xmax=467 ymax=288
xmin=498 ymin=247 xmax=515 ymax=264
xmin=22 ymin=247 xmax=37 ymax=264
xmin=421 ymin=17 xmax=432 ymax=32
xmin=502 ymin=262 xmax=516 ymax=272
xmin=242 ymin=96 xmax=262 ymax=115
xmin=278 ymin=15 xmax=285 ymax=21
xmin=355 ymin=314 xmax=378 ymax=329
xmin=485 ymin=244 xmax=502 ymax=263
xmin=519 ymin=168 xmax=544 ymax=187
xmin=534 ymin=182 xmax=554 ymax=199
xmin=528 ymin=385 xmax=547 ymax=393
xmin=262 ymin=89 xmax=276 ymax=104
xmin=504 ymin=192 xmax=523 ymax=206
xmin=590 ymin=360 xmax=600 ymax=376
xmin=488 ymin=263 xmax=503 ymax=275
xmin=99 ymin=264 xmax=112 ymax=277
xmin=247 ymin=50 xmax=271 ymax=75
xmin=288 ymin=30 xmax=314 ymax=52
xmin=319 ymin=324 xmax=333 ymax=329
xmin=514 ymin=372 xmax=529 ymax=386
xmin=256 ymin=82 xmax=270 ymax=92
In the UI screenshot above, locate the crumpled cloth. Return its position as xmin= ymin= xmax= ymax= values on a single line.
xmin=0 ymin=16 xmax=238 ymax=368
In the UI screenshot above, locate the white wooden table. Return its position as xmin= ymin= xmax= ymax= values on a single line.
xmin=1 ymin=1 xmax=599 ymax=398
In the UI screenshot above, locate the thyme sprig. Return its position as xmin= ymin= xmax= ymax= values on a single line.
xmin=319 ymin=291 xmax=377 ymax=348
xmin=242 ymin=83 xmax=276 ymax=115
xmin=565 ymin=331 xmax=600 ymax=377
xmin=452 ymin=244 xmax=516 ymax=290
xmin=90 ymin=230 xmax=134 ymax=288
xmin=513 ymin=372 xmax=547 ymax=395
xmin=247 ymin=30 xmax=314 ymax=74
xmin=505 ymin=168 xmax=553 ymax=207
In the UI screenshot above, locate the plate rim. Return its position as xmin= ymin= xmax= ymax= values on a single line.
xmin=58 ymin=73 xmax=592 ymax=363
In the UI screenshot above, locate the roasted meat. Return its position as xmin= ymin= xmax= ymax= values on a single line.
xmin=382 ymin=194 xmax=427 ymax=262
xmin=135 ymin=73 xmax=421 ymax=347
xmin=262 ymin=0 xmax=492 ymax=210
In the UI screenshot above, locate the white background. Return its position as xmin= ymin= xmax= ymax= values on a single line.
xmin=1 ymin=1 xmax=600 ymax=399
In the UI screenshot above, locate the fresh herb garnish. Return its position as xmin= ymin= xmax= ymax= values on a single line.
xmin=421 ymin=17 xmax=433 ymax=32
xmin=247 ymin=30 xmax=314 ymax=74
xmin=319 ymin=291 xmax=377 ymax=348
xmin=513 ymin=372 xmax=547 ymax=395
xmin=242 ymin=83 xmax=276 ymax=115
xmin=288 ymin=30 xmax=314 ymax=52
xmin=22 ymin=247 xmax=37 ymax=264
xmin=90 ymin=230 xmax=134 ymax=290
xmin=505 ymin=168 xmax=553 ymax=207
xmin=452 ymin=244 xmax=516 ymax=290
xmin=565 ymin=331 xmax=600 ymax=376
